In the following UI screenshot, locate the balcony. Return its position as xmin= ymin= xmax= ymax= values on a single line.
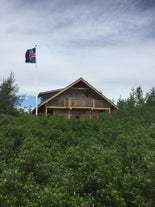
xmin=48 ymin=98 xmax=110 ymax=110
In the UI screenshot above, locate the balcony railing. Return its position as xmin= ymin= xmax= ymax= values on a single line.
xmin=49 ymin=98 xmax=109 ymax=109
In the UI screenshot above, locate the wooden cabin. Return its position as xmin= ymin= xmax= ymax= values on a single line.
xmin=33 ymin=77 xmax=118 ymax=118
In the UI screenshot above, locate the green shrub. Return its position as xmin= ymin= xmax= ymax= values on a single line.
xmin=0 ymin=106 xmax=155 ymax=206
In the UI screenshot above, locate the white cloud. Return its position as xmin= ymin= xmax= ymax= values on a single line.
xmin=0 ymin=0 xmax=155 ymax=103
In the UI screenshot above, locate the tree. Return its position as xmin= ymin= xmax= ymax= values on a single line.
xmin=0 ymin=72 xmax=21 ymax=115
xmin=127 ymin=88 xmax=136 ymax=108
xmin=117 ymin=87 xmax=145 ymax=109
xmin=146 ymin=87 xmax=155 ymax=106
xmin=135 ymin=86 xmax=145 ymax=107
xmin=117 ymin=96 xmax=128 ymax=109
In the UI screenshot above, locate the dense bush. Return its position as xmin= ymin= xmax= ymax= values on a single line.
xmin=0 ymin=106 xmax=155 ymax=206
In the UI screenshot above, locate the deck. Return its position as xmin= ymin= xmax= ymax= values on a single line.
xmin=47 ymin=98 xmax=110 ymax=111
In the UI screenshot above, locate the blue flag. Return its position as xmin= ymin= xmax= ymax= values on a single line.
xmin=25 ymin=48 xmax=36 ymax=63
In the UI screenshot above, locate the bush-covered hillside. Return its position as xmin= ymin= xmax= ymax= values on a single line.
xmin=0 ymin=106 xmax=155 ymax=206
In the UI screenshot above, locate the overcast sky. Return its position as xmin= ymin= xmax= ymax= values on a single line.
xmin=1 ymin=0 xmax=155 ymax=102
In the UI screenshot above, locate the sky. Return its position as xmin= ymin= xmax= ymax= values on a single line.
xmin=1 ymin=0 xmax=155 ymax=103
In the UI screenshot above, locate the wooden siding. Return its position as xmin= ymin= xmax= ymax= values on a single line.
xmin=51 ymin=108 xmax=104 ymax=119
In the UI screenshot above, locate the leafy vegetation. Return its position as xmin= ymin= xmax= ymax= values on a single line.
xmin=0 ymin=106 xmax=155 ymax=206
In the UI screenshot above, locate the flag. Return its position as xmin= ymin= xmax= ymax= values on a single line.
xmin=25 ymin=48 xmax=36 ymax=63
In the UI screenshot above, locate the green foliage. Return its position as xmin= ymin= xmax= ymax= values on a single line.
xmin=117 ymin=86 xmax=155 ymax=109
xmin=0 ymin=72 xmax=22 ymax=115
xmin=0 ymin=106 xmax=155 ymax=206
xmin=146 ymin=87 xmax=155 ymax=106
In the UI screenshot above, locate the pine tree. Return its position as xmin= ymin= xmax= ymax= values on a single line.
xmin=0 ymin=72 xmax=21 ymax=115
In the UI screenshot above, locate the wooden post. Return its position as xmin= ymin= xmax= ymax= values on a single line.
xmin=109 ymin=107 xmax=111 ymax=114
xmin=89 ymin=110 xmax=92 ymax=119
xmin=93 ymin=99 xmax=95 ymax=109
xmin=45 ymin=105 xmax=48 ymax=116
xmin=68 ymin=109 xmax=71 ymax=119
xmin=68 ymin=98 xmax=70 ymax=107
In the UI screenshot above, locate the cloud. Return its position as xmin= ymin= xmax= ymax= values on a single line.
xmin=0 ymin=0 xmax=155 ymax=102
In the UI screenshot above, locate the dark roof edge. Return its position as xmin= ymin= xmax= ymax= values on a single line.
xmin=38 ymin=88 xmax=63 ymax=96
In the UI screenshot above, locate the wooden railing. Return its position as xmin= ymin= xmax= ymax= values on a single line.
xmin=50 ymin=98 xmax=108 ymax=109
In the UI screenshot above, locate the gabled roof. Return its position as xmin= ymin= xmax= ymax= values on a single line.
xmin=37 ymin=77 xmax=118 ymax=110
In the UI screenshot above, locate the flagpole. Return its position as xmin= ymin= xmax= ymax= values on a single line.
xmin=35 ymin=45 xmax=38 ymax=116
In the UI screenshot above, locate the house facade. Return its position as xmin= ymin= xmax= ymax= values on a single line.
xmin=34 ymin=77 xmax=118 ymax=118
